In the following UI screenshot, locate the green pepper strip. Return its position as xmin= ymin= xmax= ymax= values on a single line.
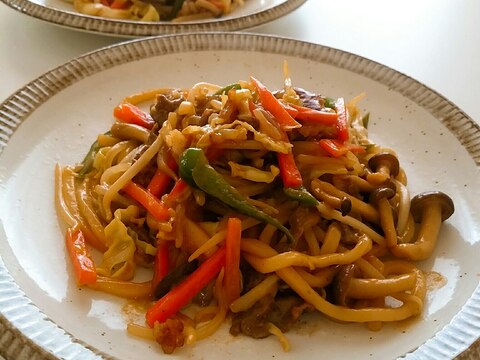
xmin=214 ymin=83 xmax=241 ymax=95
xmin=153 ymin=260 xmax=197 ymax=299
xmin=77 ymin=140 xmax=100 ymax=178
xmin=323 ymin=97 xmax=336 ymax=109
xmin=179 ymin=146 xmax=203 ymax=187
xmin=180 ymin=148 xmax=295 ymax=243
xmin=161 ymin=0 xmax=186 ymax=20
xmin=76 ymin=131 xmax=111 ymax=178
xmin=284 ymin=186 xmax=319 ymax=207
xmin=362 ymin=112 xmax=370 ymax=129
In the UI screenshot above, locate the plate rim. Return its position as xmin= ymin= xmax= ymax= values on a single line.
xmin=0 ymin=32 xmax=479 ymax=360
xmin=0 ymin=0 xmax=307 ymax=37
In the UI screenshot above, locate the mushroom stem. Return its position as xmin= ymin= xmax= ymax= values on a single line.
xmin=391 ymin=204 xmax=442 ymax=261
xmin=396 ymin=213 xmax=415 ymax=244
xmin=311 ymin=179 xmax=379 ymax=223
xmin=366 ymin=168 xmax=390 ymax=185
xmin=377 ymin=198 xmax=398 ymax=248
xmin=332 ymin=175 xmax=376 ymax=193
xmin=315 ymin=202 xmax=385 ymax=246
xmin=395 ymin=180 xmax=411 ymax=235
xmin=369 ymin=185 xmax=397 ymax=249
xmin=311 ymin=187 xmax=349 ymax=214
xmin=396 ymin=168 xmax=408 ymax=186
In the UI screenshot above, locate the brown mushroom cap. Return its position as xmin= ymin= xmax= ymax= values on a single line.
xmin=410 ymin=191 xmax=455 ymax=222
xmin=340 ymin=196 xmax=352 ymax=216
xmin=369 ymin=185 xmax=396 ymax=205
xmin=368 ymin=153 xmax=400 ymax=176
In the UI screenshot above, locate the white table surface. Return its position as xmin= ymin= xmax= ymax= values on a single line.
xmin=0 ymin=0 xmax=479 ymax=359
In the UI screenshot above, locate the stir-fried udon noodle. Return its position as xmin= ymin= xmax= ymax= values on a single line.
xmin=55 ymin=65 xmax=454 ymax=354
xmin=72 ymin=0 xmax=244 ymax=22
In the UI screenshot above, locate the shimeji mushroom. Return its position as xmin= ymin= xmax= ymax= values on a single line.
xmin=390 ymin=191 xmax=454 ymax=261
xmin=310 ymin=184 xmax=352 ymax=216
xmin=369 ymin=184 xmax=397 ymax=248
xmin=311 ymin=179 xmax=379 ymax=223
xmin=367 ymin=152 xmax=400 ymax=185
xmin=110 ymin=122 xmax=152 ymax=144
xmin=332 ymin=260 xmax=416 ymax=304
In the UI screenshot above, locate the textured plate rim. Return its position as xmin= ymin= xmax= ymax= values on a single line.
xmin=0 ymin=32 xmax=479 ymax=360
xmin=0 ymin=0 xmax=307 ymax=37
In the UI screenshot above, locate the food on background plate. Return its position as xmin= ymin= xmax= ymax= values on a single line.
xmin=55 ymin=62 xmax=454 ymax=354
xmin=70 ymin=0 xmax=245 ymax=22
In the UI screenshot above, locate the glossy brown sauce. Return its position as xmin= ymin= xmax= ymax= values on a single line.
xmin=425 ymin=271 xmax=447 ymax=291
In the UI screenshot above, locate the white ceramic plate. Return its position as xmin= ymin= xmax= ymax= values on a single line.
xmin=0 ymin=33 xmax=480 ymax=360
xmin=0 ymin=0 xmax=306 ymax=37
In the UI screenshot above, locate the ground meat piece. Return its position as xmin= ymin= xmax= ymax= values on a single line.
xmin=241 ymin=261 xmax=267 ymax=293
xmin=195 ymin=94 xmax=215 ymax=114
xmin=150 ymin=92 xmax=185 ymax=125
xmin=230 ymin=294 xmax=306 ymax=339
xmin=200 ymin=108 xmax=216 ymax=125
xmin=230 ymin=295 xmax=273 ymax=338
xmin=332 ymin=264 xmax=358 ymax=307
xmin=294 ymin=87 xmax=324 ymax=110
xmin=267 ymin=296 xmax=306 ymax=331
xmin=153 ymin=318 xmax=185 ymax=354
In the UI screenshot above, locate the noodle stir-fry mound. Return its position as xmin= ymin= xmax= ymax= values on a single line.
xmin=55 ymin=67 xmax=454 ymax=354
xmin=72 ymin=0 xmax=244 ymax=22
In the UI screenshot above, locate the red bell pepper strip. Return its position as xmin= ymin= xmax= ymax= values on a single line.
xmin=147 ymin=170 xmax=172 ymax=198
xmin=277 ymin=152 xmax=303 ymax=188
xmin=110 ymin=0 xmax=129 ymax=8
xmin=152 ymin=242 xmax=169 ymax=291
xmin=225 ymin=217 xmax=242 ymax=305
xmin=164 ymin=179 xmax=188 ymax=206
xmin=250 ymin=76 xmax=301 ymax=130
xmin=113 ymin=102 xmax=155 ymax=130
xmin=289 ymin=103 xmax=338 ymax=125
xmin=248 ymin=99 xmax=258 ymax=114
xmin=335 ymin=98 xmax=349 ymax=142
xmin=146 ymin=246 xmax=226 ymax=326
xmin=123 ymin=181 xmax=171 ymax=221
xmin=147 ymin=155 xmax=178 ymax=197
xmin=279 ymin=101 xmax=299 ymax=118
xmin=319 ymin=139 xmax=366 ymax=158
xmin=65 ymin=226 xmax=97 ymax=286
